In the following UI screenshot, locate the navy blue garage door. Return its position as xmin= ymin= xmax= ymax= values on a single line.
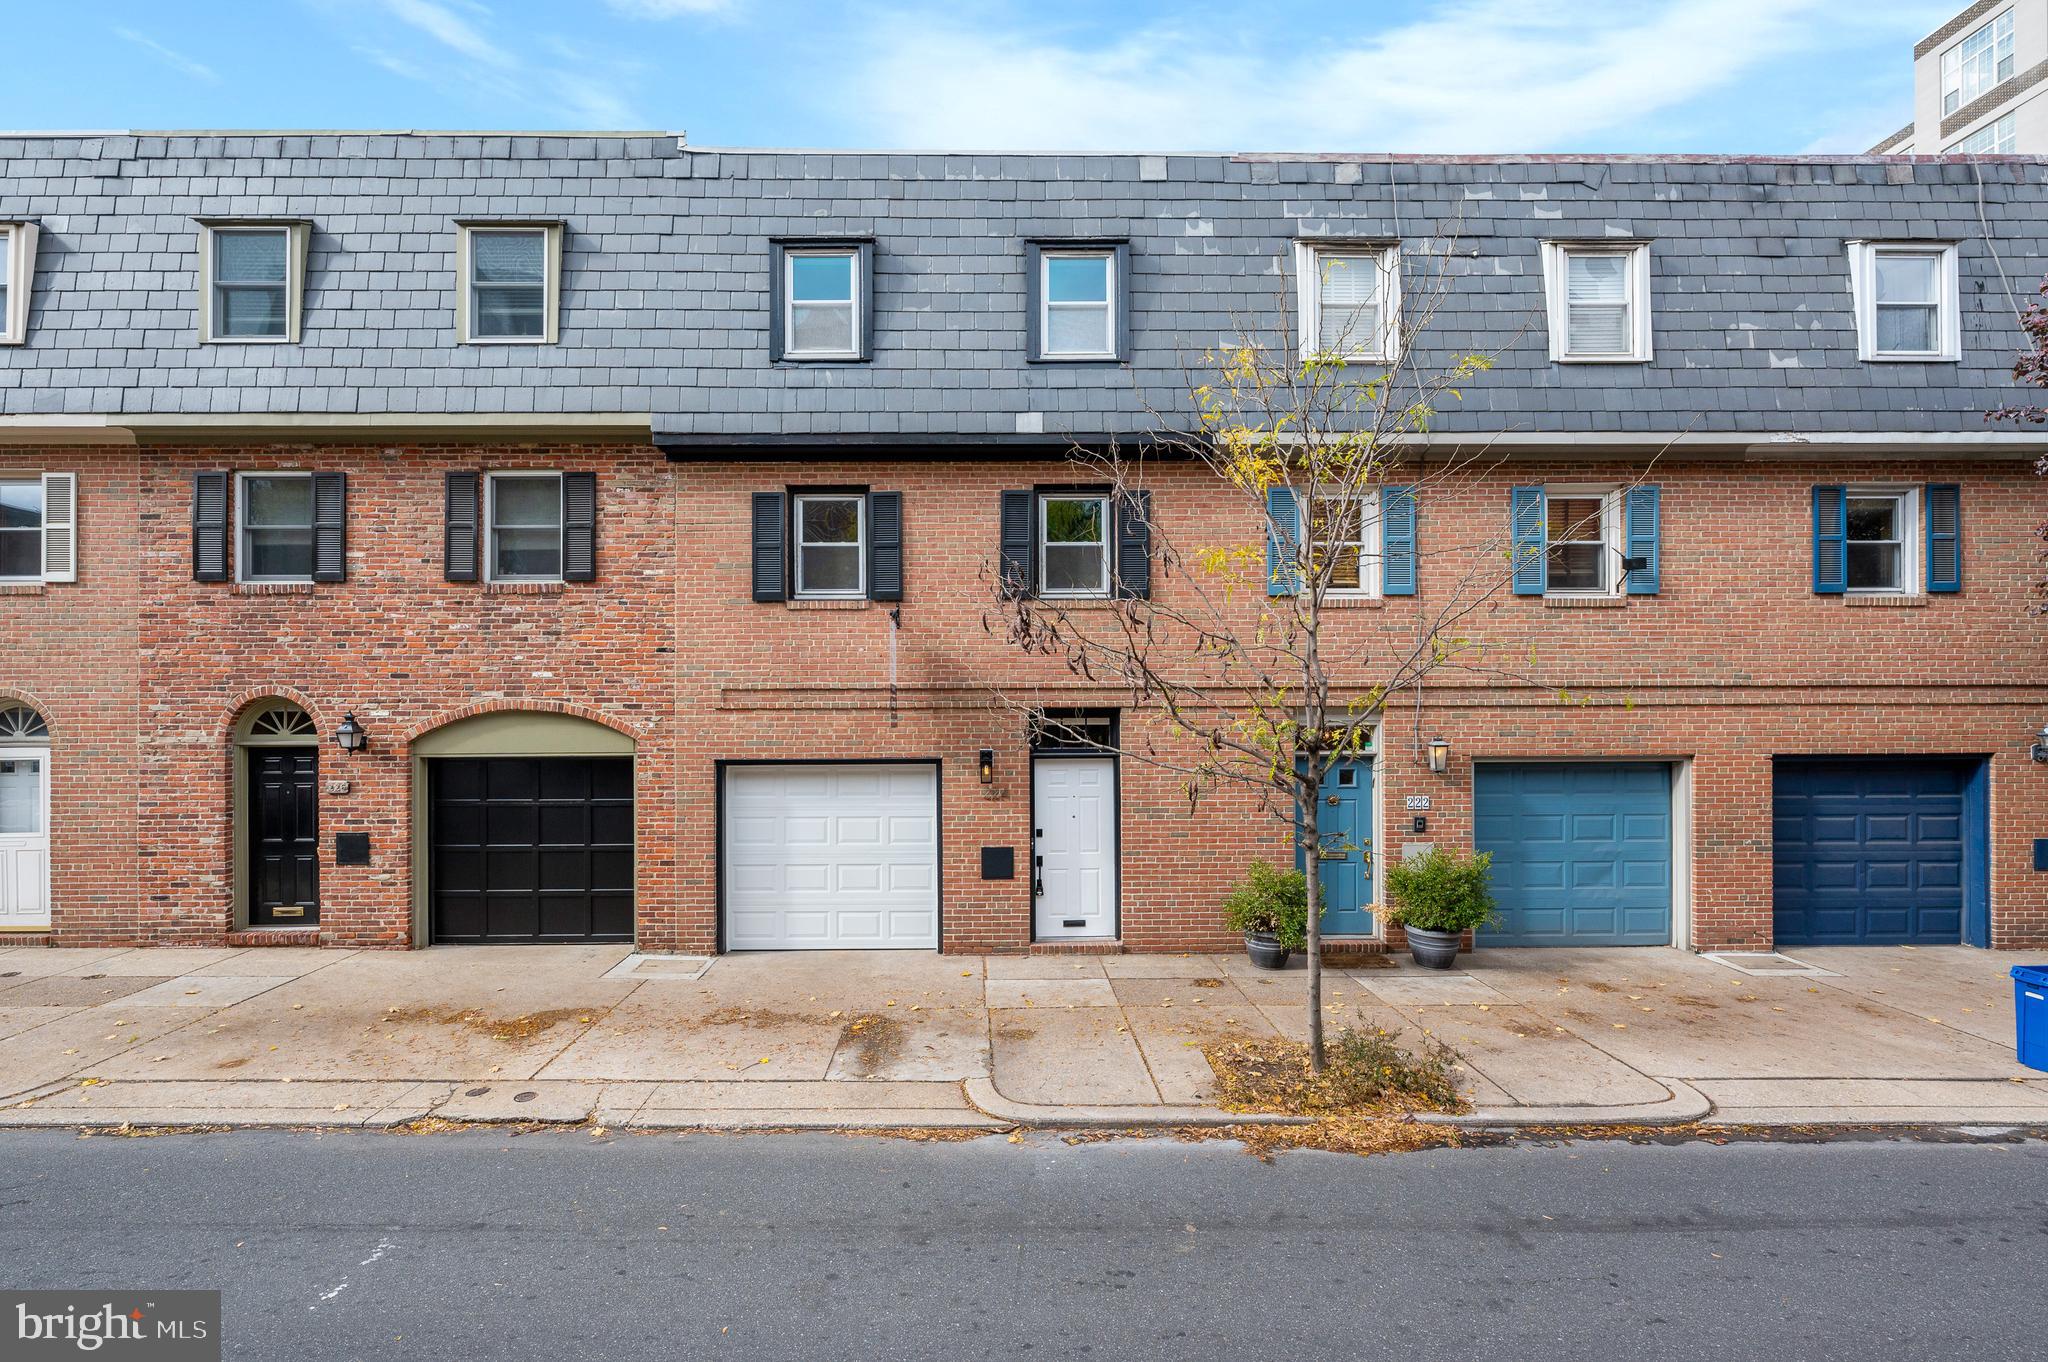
xmin=1773 ymin=758 xmax=1974 ymax=946
xmin=1474 ymin=763 xmax=1673 ymax=947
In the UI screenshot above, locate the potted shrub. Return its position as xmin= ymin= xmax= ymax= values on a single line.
xmin=1383 ymin=847 xmax=1498 ymax=969
xmin=1221 ymin=862 xmax=1316 ymax=970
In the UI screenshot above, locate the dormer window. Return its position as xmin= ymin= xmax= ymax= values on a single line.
xmin=0 ymin=223 xmax=38 ymax=345
xmin=1540 ymin=242 xmax=1653 ymax=363
xmin=198 ymin=222 xmax=308 ymax=344
xmin=456 ymin=222 xmax=563 ymax=344
xmin=1848 ymin=242 xmax=1961 ymax=362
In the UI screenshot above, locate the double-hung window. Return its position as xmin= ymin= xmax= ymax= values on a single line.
xmin=1942 ymin=10 xmax=2015 ymax=115
xmin=1845 ymin=488 xmax=1917 ymax=594
xmin=198 ymin=222 xmax=307 ymax=344
xmin=1848 ymin=242 xmax=1960 ymax=362
xmin=1039 ymin=494 xmax=1111 ymax=598
xmin=486 ymin=473 xmax=564 ymax=582
xmin=793 ymin=493 xmax=865 ymax=598
xmin=457 ymin=223 xmax=561 ymax=344
xmin=1544 ymin=490 xmax=1620 ymax=595
xmin=236 ymin=473 xmax=315 ymax=582
xmin=0 ymin=223 xmax=38 ymax=345
xmin=1026 ymin=241 xmax=1130 ymax=362
xmin=774 ymin=243 xmax=871 ymax=361
xmin=0 ymin=479 xmax=44 ymax=582
xmin=1306 ymin=492 xmax=1380 ymax=596
xmin=1540 ymin=242 xmax=1653 ymax=363
xmin=1295 ymin=243 xmax=1399 ymax=361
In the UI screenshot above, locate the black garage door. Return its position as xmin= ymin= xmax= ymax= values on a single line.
xmin=430 ymin=757 xmax=634 ymax=943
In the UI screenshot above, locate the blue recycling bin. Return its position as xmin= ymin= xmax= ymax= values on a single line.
xmin=2015 ymin=966 xmax=2048 ymax=1073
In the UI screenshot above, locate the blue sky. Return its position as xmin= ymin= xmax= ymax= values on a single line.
xmin=13 ymin=0 xmax=1957 ymax=153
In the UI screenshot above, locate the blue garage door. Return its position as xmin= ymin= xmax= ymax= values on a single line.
xmin=1474 ymin=763 xmax=1673 ymax=947
xmin=1773 ymin=759 xmax=1972 ymax=946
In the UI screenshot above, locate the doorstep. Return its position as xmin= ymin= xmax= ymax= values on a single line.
xmin=1030 ymin=939 xmax=1123 ymax=956
xmin=226 ymin=928 xmax=321 ymax=948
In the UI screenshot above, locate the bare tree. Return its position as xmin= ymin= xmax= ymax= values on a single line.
xmin=986 ymin=235 xmax=1643 ymax=1070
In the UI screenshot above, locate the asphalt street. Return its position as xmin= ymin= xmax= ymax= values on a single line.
xmin=0 ymin=1129 xmax=2041 ymax=1361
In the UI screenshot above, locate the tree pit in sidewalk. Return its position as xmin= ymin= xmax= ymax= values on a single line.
xmin=1199 ymin=1027 xmax=1471 ymax=1159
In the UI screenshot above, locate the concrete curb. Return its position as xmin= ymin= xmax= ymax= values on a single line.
xmin=961 ymin=1078 xmax=1313 ymax=1129
xmin=1415 ymin=1076 xmax=1714 ymax=1129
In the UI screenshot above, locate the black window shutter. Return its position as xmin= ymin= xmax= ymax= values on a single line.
xmin=444 ymin=471 xmax=480 ymax=582
xmin=192 ymin=471 xmax=230 ymax=582
xmin=311 ymin=471 xmax=347 ymax=583
xmin=868 ymin=490 xmax=903 ymax=602
xmin=752 ymin=491 xmax=787 ymax=601
xmin=1114 ymin=489 xmax=1152 ymax=599
xmin=562 ymin=471 xmax=597 ymax=582
xmin=999 ymin=489 xmax=1035 ymax=596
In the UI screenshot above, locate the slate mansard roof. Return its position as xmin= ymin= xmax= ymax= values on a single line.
xmin=1 ymin=131 xmax=2045 ymax=448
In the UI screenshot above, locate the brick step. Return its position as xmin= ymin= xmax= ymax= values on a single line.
xmin=1028 ymin=938 xmax=1124 ymax=956
xmin=0 ymin=933 xmax=52 ymax=948
xmin=226 ymin=928 xmax=321 ymax=948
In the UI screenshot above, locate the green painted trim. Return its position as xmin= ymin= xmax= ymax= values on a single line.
xmin=411 ymin=710 xmax=635 ymax=758
xmin=231 ymin=745 xmax=250 ymax=930
xmin=411 ymin=756 xmax=429 ymax=948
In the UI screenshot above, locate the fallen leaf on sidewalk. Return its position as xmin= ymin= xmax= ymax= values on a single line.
xmin=1612 ymin=1024 xmax=1627 ymax=1030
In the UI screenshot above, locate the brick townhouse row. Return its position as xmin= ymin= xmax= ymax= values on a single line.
xmin=0 ymin=134 xmax=2044 ymax=957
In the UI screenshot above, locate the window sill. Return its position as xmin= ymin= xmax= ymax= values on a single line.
xmin=1543 ymin=594 xmax=1627 ymax=608
xmin=1843 ymin=593 xmax=1929 ymax=608
xmin=1551 ymin=354 xmax=1652 ymax=365
xmin=1322 ymin=594 xmax=1386 ymax=609
xmin=235 ymin=581 xmax=315 ymax=596
xmin=484 ymin=580 xmax=566 ymax=595
xmin=0 ymin=582 xmax=46 ymax=597
xmin=786 ymin=597 xmax=872 ymax=611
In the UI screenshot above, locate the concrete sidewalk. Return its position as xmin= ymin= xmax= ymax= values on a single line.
xmin=0 ymin=940 xmax=2039 ymax=1131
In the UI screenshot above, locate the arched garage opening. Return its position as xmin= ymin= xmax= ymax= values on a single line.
xmin=410 ymin=711 xmax=637 ymax=946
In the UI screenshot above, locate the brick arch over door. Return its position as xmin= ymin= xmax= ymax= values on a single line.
xmin=0 ymin=689 xmax=58 ymax=735
xmin=217 ymin=686 xmax=330 ymax=744
xmin=401 ymin=698 xmax=646 ymax=748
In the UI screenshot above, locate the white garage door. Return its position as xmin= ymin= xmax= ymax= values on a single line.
xmin=723 ymin=764 xmax=939 ymax=950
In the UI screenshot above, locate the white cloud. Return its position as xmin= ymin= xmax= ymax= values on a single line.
xmin=113 ymin=27 xmax=220 ymax=84
xmin=382 ymin=0 xmax=516 ymax=68
xmin=841 ymin=1 xmax=1904 ymax=151
xmin=602 ymin=0 xmax=737 ymax=15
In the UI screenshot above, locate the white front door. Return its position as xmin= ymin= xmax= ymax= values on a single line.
xmin=0 ymin=747 xmax=50 ymax=930
xmin=1033 ymin=757 xmax=1117 ymax=939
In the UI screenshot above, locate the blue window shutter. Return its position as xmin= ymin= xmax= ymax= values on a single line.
xmin=1265 ymin=486 xmax=1300 ymax=597
xmin=1624 ymin=484 xmax=1660 ymax=595
xmin=1925 ymin=483 xmax=1961 ymax=593
xmin=1510 ymin=486 xmax=1546 ymax=596
xmin=1812 ymin=485 xmax=1846 ymax=594
xmin=1381 ymin=485 xmax=1416 ymax=596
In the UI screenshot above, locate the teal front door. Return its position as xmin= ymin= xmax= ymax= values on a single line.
xmin=1306 ymin=760 xmax=1374 ymax=936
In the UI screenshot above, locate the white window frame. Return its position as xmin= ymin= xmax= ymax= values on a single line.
xmin=1301 ymin=490 xmax=1382 ymax=598
xmin=483 ymin=471 xmax=566 ymax=584
xmin=1844 ymin=484 xmax=1921 ymax=597
xmin=1950 ymin=112 xmax=2018 ymax=154
xmin=1038 ymin=248 xmax=1118 ymax=360
xmin=1037 ymin=493 xmax=1112 ymax=600
xmin=1847 ymin=241 xmax=1962 ymax=363
xmin=1293 ymin=242 xmax=1401 ymax=363
xmin=1543 ymin=485 xmax=1624 ymax=599
xmin=0 ymin=222 xmax=38 ymax=346
xmin=0 ymin=476 xmax=42 ymax=585
xmin=456 ymin=223 xmax=562 ymax=346
xmin=233 ymin=471 xmax=315 ymax=585
xmin=792 ymin=492 xmax=866 ymax=599
xmin=1942 ymin=9 xmax=2015 ymax=115
xmin=1540 ymin=242 xmax=1653 ymax=363
xmin=198 ymin=223 xmax=308 ymax=345
xmin=781 ymin=247 xmax=863 ymax=361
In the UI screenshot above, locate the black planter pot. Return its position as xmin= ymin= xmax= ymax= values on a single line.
xmin=1243 ymin=932 xmax=1292 ymax=970
xmin=1404 ymin=926 xmax=1462 ymax=970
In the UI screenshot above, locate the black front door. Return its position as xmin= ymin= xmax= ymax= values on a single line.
xmin=252 ymin=748 xmax=319 ymax=925
xmin=430 ymin=757 xmax=634 ymax=943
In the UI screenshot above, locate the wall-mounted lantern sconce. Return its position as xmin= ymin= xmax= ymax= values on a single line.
xmin=2032 ymin=725 xmax=2048 ymax=764
xmin=977 ymin=748 xmax=996 ymax=785
xmin=333 ymin=713 xmax=369 ymax=755
xmin=1426 ymin=736 xmax=1450 ymax=775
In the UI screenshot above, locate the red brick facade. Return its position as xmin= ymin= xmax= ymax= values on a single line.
xmin=3 ymin=443 xmax=2044 ymax=953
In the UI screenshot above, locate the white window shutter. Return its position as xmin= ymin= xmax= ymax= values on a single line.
xmin=40 ymin=471 xmax=75 ymax=582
